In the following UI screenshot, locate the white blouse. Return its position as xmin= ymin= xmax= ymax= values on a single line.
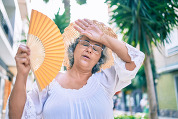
xmin=6 ymin=43 xmax=145 ymax=119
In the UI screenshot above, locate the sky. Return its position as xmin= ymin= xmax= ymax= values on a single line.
xmin=29 ymin=0 xmax=123 ymax=40
xmin=30 ymin=0 xmax=109 ymax=25
xmin=29 ymin=0 xmax=178 ymax=48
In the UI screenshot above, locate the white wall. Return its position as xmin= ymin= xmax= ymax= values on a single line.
xmin=12 ymin=0 xmax=23 ymax=56
xmin=165 ymin=27 xmax=178 ymax=56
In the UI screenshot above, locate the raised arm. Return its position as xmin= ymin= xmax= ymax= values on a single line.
xmin=9 ymin=44 xmax=30 ymax=118
xmin=100 ymin=34 xmax=136 ymax=71
xmin=74 ymin=19 xmax=136 ymax=71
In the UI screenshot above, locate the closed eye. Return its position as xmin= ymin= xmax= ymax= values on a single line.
xmin=83 ymin=44 xmax=89 ymax=46
xmin=82 ymin=41 xmax=90 ymax=46
xmin=93 ymin=47 xmax=98 ymax=51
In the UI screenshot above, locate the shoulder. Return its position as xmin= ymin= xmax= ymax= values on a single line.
xmin=55 ymin=71 xmax=66 ymax=81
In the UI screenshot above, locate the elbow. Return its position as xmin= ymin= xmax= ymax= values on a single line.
xmin=125 ymin=61 xmax=136 ymax=71
xmin=125 ymin=51 xmax=145 ymax=71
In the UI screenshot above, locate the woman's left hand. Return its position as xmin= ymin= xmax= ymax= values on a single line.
xmin=74 ymin=19 xmax=104 ymax=43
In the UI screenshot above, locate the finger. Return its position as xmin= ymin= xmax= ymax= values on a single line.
xmin=20 ymin=45 xmax=30 ymax=55
xmin=27 ymin=56 xmax=30 ymax=65
xmin=81 ymin=32 xmax=92 ymax=39
xmin=75 ymin=20 xmax=87 ymax=30
xmin=23 ymin=56 xmax=30 ymax=66
xmin=18 ymin=52 xmax=28 ymax=58
xmin=19 ymin=44 xmax=30 ymax=49
xmin=73 ymin=25 xmax=84 ymax=33
xmin=17 ymin=44 xmax=30 ymax=55
xmin=17 ymin=53 xmax=30 ymax=62
xmin=84 ymin=19 xmax=93 ymax=25
xmin=78 ymin=19 xmax=90 ymax=27
xmin=17 ymin=57 xmax=29 ymax=66
xmin=16 ymin=51 xmax=30 ymax=61
xmin=16 ymin=52 xmax=30 ymax=62
xmin=16 ymin=45 xmax=23 ymax=54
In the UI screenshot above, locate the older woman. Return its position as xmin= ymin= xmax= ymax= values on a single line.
xmin=8 ymin=19 xmax=145 ymax=119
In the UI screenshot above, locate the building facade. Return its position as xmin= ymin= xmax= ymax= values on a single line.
xmin=0 ymin=0 xmax=30 ymax=118
xmin=154 ymin=27 xmax=178 ymax=118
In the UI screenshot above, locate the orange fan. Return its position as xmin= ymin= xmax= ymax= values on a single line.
xmin=27 ymin=9 xmax=65 ymax=91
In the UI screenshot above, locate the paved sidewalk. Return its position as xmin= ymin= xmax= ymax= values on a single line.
xmin=2 ymin=110 xmax=178 ymax=119
xmin=159 ymin=117 xmax=178 ymax=119
xmin=114 ymin=110 xmax=178 ymax=119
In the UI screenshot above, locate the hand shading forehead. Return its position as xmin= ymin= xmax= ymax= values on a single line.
xmin=80 ymin=36 xmax=103 ymax=47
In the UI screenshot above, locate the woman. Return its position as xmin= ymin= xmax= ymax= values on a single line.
xmin=7 ymin=19 xmax=145 ymax=119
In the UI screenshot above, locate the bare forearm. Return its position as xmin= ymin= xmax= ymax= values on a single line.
xmin=101 ymin=34 xmax=131 ymax=62
xmin=9 ymin=74 xmax=27 ymax=119
xmin=101 ymin=34 xmax=136 ymax=71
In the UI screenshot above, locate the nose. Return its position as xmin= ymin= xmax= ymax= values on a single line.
xmin=86 ymin=45 xmax=93 ymax=53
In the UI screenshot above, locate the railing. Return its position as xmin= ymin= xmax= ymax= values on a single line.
xmin=0 ymin=10 xmax=13 ymax=47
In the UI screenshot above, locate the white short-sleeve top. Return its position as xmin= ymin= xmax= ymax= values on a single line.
xmin=6 ymin=43 xmax=145 ymax=119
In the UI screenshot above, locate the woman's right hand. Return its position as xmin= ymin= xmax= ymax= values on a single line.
xmin=9 ymin=44 xmax=31 ymax=119
xmin=15 ymin=44 xmax=31 ymax=78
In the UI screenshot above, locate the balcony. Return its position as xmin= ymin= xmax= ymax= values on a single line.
xmin=0 ymin=0 xmax=16 ymax=66
xmin=0 ymin=10 xmax=13 ymax=47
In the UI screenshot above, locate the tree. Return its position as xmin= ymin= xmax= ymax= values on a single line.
xmin=106 ymin=0 xmax=178 ymax=118
xmin=61 ymin=0 xmax=86 ymax=22
xmin=53 ymin=8 xmax=70 ymax=34
xmin=43 ymin=0 xmax=86 ymax=33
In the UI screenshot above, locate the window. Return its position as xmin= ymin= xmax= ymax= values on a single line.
xmin=175 ymin=75 xmax=178 ymax=109
xmin=165 ymin=28 xmax=178 ymax=56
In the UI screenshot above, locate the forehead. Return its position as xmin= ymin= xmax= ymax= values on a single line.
xmin=80 ymin=36 xmax=102 ymax=47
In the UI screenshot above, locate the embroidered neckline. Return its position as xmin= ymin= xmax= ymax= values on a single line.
xmin=48 ymin=74 xmax=99 ymax=98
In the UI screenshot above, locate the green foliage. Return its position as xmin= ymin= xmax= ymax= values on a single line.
xmin=53 ymin=8 xmax=70 ymax=34
xmin=43 ymin=0 xmax=87 ymax=5
xmin=76 ymin=0 xmax=87 ymax=5
xmin=106 ymin=0 xmax=177 ymax=94
xmin=26 ymin=15 xmax=30 ymax=26
xmin=114 ymin=114 xmax=148 ymax=119
xmin=43 ymin=0 xmax=49 ymax=3
xmin=132 ymin=65 xmax=146 ymax=89
xmin=19 ymin=15 xmax=29 ymax=44
xmin=43 ymin=0 xmax=87 ymax=34
xmin=106 ymin=0 xmax=178 ymax=54
xmin=19 ymin=32 xmax=27 ymax=44
xmin=20 ymin=39 xmax=27 ymax=43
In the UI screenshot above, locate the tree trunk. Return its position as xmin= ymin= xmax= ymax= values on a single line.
xmin=62 ymin=0 xmax=71 ymax=21
xmin=144 ymin=53 xmax=158 ymax=119
xmin=129 ymin=94 xmax=133 ymax=115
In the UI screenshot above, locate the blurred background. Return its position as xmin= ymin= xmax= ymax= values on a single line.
xmin=0 ymin=0 xmax=177 ymax=119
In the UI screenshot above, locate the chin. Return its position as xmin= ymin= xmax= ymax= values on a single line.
xmin=80 ymin=61 xmax=89 ymax=66
xmin=80 ymin=61 xmax=93 ymax=69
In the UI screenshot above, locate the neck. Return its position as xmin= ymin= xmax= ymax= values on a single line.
xmin=68 ymin=64 xmax=92 ymax=83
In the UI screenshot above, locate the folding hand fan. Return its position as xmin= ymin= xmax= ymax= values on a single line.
xmin=27 ymin=9 xmax=65 ymax=91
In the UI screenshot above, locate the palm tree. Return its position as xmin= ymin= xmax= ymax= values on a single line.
xmin=43 ymin=0 xmax=86 ymax=33
xmin=61 ymin=0 xmax=86 ymax=22
xmin=106 ymin=0 xmax=178 ymax=118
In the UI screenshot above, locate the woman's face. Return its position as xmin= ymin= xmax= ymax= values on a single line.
xmin=73 ymin=36 xmax=103 ymax=71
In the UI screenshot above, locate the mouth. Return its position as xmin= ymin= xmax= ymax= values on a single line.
xmin=82 ymin=55 xmax=90 ymax=59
